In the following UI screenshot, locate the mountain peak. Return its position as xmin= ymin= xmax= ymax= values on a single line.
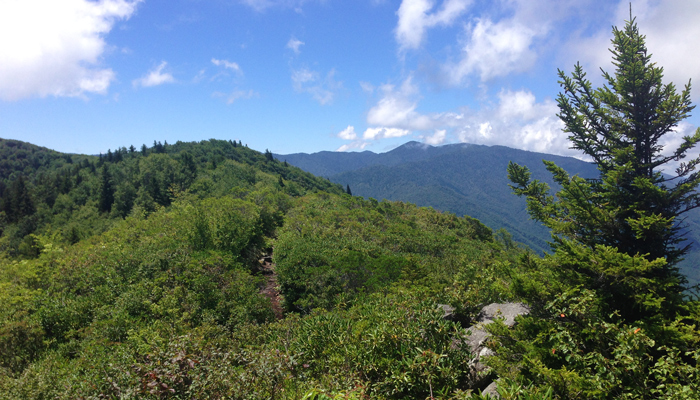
xmin=396 ymin=141 xmax=432 ymax=150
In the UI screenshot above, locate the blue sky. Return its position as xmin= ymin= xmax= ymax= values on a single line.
xmin=1 ymin=0 xmax=699 ymax=158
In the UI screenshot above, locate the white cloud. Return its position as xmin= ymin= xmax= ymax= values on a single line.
xmin=211 ymin=58 xmax=242 ymax=74
xmin=623 ymin=0 xmax=700 ymax=100
xmin=446 ymin=18 xmax=541 ymax=83
xmin=363 ymin=127 xmax=411 ymax=140
xmin=558 ymin=1 xmax=700 ymax=100
xmin=455 ymin=89 xmax=571 ymax=156
xmin=133 ymin=61 xmax=175 ymax=88
xmin=337 ymin=126 xmax=358 ymax=140
xmin=287 ymin=37 xmax=305 ymax=54
xmin=423 ymin=129 xmax=446 ymax=145
xmin=0 ymin=0 xmax=141 ymax=101
xmin=291 ymin=67 xmax=342 ymax=105
xmin=356 ymin=83 xmax=574 ymax=156
xmin=336 ymin=141 xmax=370 ymax=152
xmin=395 ymin=0 xmax=472 ymax=52
xmin=367 ymin=77 xmax=461 ymax=131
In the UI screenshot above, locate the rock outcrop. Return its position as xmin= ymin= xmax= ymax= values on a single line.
xmin=464 ymin=302 xmax=530 ymax=396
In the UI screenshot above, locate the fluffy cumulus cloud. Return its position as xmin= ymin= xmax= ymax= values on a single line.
xmin=455 ymin=89 xmax=571 ymax=156
xmin=641 ymin=2 xmax=700 ymax=88
xmin=423 ymin=129 xmax=447 ymax=145
xmin=338 ymin=79 xmax=575 ymax=156
xmin=0 ymin=0 xmax=141 ymax=101
xmin=363 ymin=127 xmax=411 ymax=140
xmin=291 ymin=67 xmax=342 ymax=105
xmin=616 ymin=0 xmax=700 ymax=100
xmin=336 ymin=77 xmax=466 ymax=151
xmin=446 ymin=18 xmax=540 ymax=83
xmin=133 ymin=62 xmax=175 ymax=88
xmin=337 ymin=126 xmax=358 ymax=140
xmin=395 ymin=0 xmax=472 ymax=51
xmin=367 ymin=77 xmax=449 ymax=131
xmin=547 ymin=1 xmax=700 ymax=100
xmin=335 ymin=126 xmax=368 ymax=152
xmin=334 ymin=125 xmax=411 ymax=152
xmin=412 ymin=0 xmax=611 ymax=86
xmin=336 ymin=141 xmax=370 ymax=152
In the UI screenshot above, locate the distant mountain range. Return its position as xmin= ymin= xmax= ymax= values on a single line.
xmin=278 ymin=141 xmax=700 ymax=285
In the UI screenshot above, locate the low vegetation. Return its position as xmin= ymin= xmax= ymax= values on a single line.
xmin=1 ymin=17 xmax=699 ymax=399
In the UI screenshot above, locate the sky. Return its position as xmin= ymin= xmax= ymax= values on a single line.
xmin=1 ymin=0 xmax=699 ymax=159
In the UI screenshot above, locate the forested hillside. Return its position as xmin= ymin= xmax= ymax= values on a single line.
xmin=279 ymin=142 xmax=600 ymax=255
xmin=0 ymin=134 xmax=698 ymax=399
xmin=2 ymin=18 xmax=700 ymax=400
xmin=0 ymin=137 xmax=534 ymax=398
xmin=280 ymin=142 xmax=700 ymax=285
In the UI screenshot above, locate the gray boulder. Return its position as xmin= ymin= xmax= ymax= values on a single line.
xmin=481 ymin=381 xmax=500 ymax=398
xmin=464 ymin=303 xmax=530 ymax=390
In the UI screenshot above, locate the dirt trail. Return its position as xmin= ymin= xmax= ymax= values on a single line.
xmin=258 ymin=252 xmax=284 ymax=320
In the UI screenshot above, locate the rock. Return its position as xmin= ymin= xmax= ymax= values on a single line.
xmin=438 ymin=304 xmax=455 ymax=320
xmin=463 ymin=302 xmax=530 ymax=391
xmin=482 ymin=381 xmax=500 ymax=398
xmin=478 ymin=303 xmax=530 ymax=327
xmin=466 ymin=303 xmax=530 ymax=353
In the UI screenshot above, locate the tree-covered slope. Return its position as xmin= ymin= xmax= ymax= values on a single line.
xmin=1 ymin=135 xmax=698 ymax=399
xmin=0 ymin=138 xmax=343 ymax=257
xmin=1 ymin=137 xmax=532 ymax=398
xmin=280 ymin=141 xmax=700 ymax=285
xmin=281 ymin=142 xmax=600 ymax=254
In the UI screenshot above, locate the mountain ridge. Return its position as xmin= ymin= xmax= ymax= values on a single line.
xmin=278 ymin=140 xmax=700 ymax=284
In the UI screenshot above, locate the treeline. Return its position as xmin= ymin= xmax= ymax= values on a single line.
xmin=0 ymin=138 xmax=342 ymax=258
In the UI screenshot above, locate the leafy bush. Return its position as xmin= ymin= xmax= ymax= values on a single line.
xmin=291 ymin=291 xmax=473 ymax=399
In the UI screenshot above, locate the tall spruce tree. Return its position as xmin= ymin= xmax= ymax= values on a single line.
xmin=508 ymin=18 xmax=700 ymax=320
xmin=2 ymin=175 xmax=35 ymax=223
xmin=98 ymin=166 xmax=115 ymax=213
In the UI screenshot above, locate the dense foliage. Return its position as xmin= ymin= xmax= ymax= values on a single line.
xmin=0 ymin=137 xmax=534 ymax=398
xmin=1 ymin=17 xmax=699 ymax=400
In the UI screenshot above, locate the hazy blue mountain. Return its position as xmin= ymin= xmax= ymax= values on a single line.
xmin=279 ymin=141 xmax=461 ymax=177
xmin=278 ymin=141 xmax=700 ymax=285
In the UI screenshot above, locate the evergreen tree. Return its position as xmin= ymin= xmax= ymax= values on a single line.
xmin=129 ymin=145 xmax=136 ymax=154
xmin=508 ymin=17 xmax=700 ymax=320
xmin=179 ymin=152 xmax=197 ymax=188
xmin=265 ymin=149 xmax=274 ymax=162
xmin=98 ymin=166 xmax=115 ymax=213
xmin=2 ymin=175 xmax=35 ymax=223
xmin=346 ymin=184 xmax=352 ymax=196
xmin=141 ymin=144 xmax=148 ymax=156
